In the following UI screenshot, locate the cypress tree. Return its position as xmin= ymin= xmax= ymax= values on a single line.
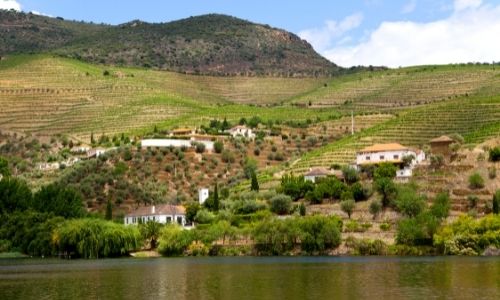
xmin=213 ymin=183 xmax=219 ymax=211
xmin=251 ymin=172 xmax=259 ymax=192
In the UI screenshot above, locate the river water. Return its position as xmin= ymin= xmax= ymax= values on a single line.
xmin=1 ymin=256 xmax=499 ymax=299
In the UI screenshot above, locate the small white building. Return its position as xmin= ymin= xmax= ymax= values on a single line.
xmin=227 ymin=125 xmax=255 ymax=140
xmin=141 ymin=139 xmax=214 ymax=151
xmin=198 ymin=188 xmax=209 ymax=205
xmin=71 ymin=146 xmax=91 ymax=154
xmin=124 ymin=204 xmax=188 ymax=227
xmin=356 ymin=143 xmax=425 ymax=178
xmin=304 ymin=168 xmax=331 ymax=183
xmin=87 ymin=148 xmax=107 ymax=158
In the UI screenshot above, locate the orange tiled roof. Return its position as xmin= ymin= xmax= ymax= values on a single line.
xmin=430 ymin=135 xmax=454 ymax=143
xmin=359 ymin=143 xmax=408 ymax=153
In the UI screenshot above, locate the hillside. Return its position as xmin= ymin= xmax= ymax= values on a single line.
xmin=0 ymin=10 xmax=337 ymax=76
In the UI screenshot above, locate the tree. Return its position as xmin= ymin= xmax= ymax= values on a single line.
xmin=33 ymin=184 xmax=85 ymax=218
xmin=105 ymin=199 xmax=113 ymax=220
xmin=340 ymin=200 xmax=355 ymax=219
xmin=489 ymin=147 xmax=500 ymax=162
xmin=269 ymin=194 xmax=292 ymax=215
xmin=342 ymin=166 xmax=359 ymax=184
xmin=185 ymin=202 xmax=201 ymax=223
xmin=213 ymin=141 xmax=224 ymax=153
xmin=493 ymin=190 xmax=500 ymax=214
xmin=374 ymin=163 xmax=397 ymax=180
xmin=430 ymin=154 xmax=444 ymax=169
xmin=431 ymin=192 xmax=451 ymax=220
xmin=395 ymin=186 xmax=426 ymax=218
xmin=369 ymin=200 xmax=382 ymax=220
xmin=90 ymin=132 xmax=95 ymax=145
xmin=0 ymin=177 xmax=32 ymax=214
xmin=374 ymin=177 xmax=397 ymax=207
xmin=351 ymin=182 xmax=369 ymax=201
xmin=195 ymin=142 xmax=205 ymax=153
xmin=141 ymin=221 xmax=162 ymax=249
xmin=212 ymin=183 xmax=219 ymax=211
xmin=0 ymin=156 xmax=10 ymax=177
xmin=243 ymin=157 xmax=258 ymax=179
xmin=468 ymin=173 xmax=485 ymax=189
xmin=299 ymin=203 xmax=306 ymax=216
xmin=250 ymin=172 xmax=259 ymax=192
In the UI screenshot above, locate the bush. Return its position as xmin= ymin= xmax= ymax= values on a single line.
xmin=158 ymin=225 xmax=194 ymax=256
xmin=374 ymin=163 xmax=397 ymax=180
xmin=213 ymin=141 xmax=224 ymax=153
xmin=489 ymin=147 xmax=500 ymax=162
xmin=493 ymin=190 xmax=500 ymax=214
xmin=340 ymin=200 xmax=355 ymax=219
xmin=269 ymin=194 xmax=292 ymax=215
xmin=342 ymin=166 xmax=359 ymax=184
xmin=467 ymin=195 xmax=479 ymax=209
xmin=395 ymin=186 xmax=426 ymax=218
xmin=351 ymin=182 xmax=370 ymax=201
xmin=396 ymin=213 xmax=438 ymax=246
xmin=374 ymin=177 xmax=397 ymax=207
xmin=430 ymin=154 xmax=444 ymax=169
xmin=345 ymin=237 xmax=387 ymax=255
xmin=195 ymin=143 xmax=206 ymax=153
xmin=194 ymin=209 xmax=215 ymax=224
xmin=468 ymin=173 xmax=485 ymax=189
xmin=369 ymin=200 xmax=382 ymax=220
xmin=430 ymin=192 xmax=451 ymax=220
xmin=379 ymin=223 xmax=391 ymax=231
xmin=0 ymin=177 xmax=33 ymax=214
xmin=221 ymin=150 xmax=235 ymax=163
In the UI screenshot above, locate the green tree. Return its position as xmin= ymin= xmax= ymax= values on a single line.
xmin=105 ymin=199 xmax=113 ymax=220
xmin=243 ymin=157 xmax=258 ymax=179
xmin=213 ymin=141 xmax=224 ymax=153
xmin=489 ymin=147 xmax=500 ymax=162
xmin=374 ymin=177 xmax=397 ymax=207
xmin=185 ymin=202 xmax=201 ymax=223
xmin=374 ymin=163 xmax=397 ymax=180
xmin=342 ymin=166 xmax=359 ymax=184
xmin=33 ymin=184 xmax=85 ymax=218
xmin=431 ymin=192 xmax=451 ymax=220
xmin=212 ymin=183 xmax=219 ymax=211
xmin=369 ymin=200 xmax=382 ymax=220
xmin=493 ymin=190 xmax=500 ymax=214
xmin=395 ymin=186 xmax=426 ymax=218
xmin=250 ymin=172 xmax=259 ymax=192
xmin=0 ymin=177 xmax=32 ymax=214
xmin=299 ymin=203 xmax=306 ymax=216
xmin=0 ymin=156 xmax=10 ymax=177
xmin=269 ymin=194 xmax=292 ymax=215
xmin=340 ymin=200 xmax=355 ymax=219
xmin=141 ymin=221 xmax=163 ymax=249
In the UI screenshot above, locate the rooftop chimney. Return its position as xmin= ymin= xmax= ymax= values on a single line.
xmin=151 ymin=205 xmax=155 ymax=214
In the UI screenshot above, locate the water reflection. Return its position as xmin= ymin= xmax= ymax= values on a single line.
xmin=0 ymin=257 xmax=499 ymax=299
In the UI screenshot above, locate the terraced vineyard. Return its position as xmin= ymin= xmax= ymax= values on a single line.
xmin=291 ymin=65 xmax=500 ymax=112
xmin=291 ymin=95 xmax=500 ymax=173
xmin=0 ymin=55 xmax=328 ymax=141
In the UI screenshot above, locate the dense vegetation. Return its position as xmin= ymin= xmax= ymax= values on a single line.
xmin=0 ymin=11 xmax=338 ymax=76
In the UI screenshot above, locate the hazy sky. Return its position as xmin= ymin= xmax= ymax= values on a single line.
xmin=2 ymin=0 xmax=500 ymax=67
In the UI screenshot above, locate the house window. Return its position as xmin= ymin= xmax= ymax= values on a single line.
xmin=380 ymin=155 xmax=385 ymax=160
xmin=366 ymin=156 xmax=371 ymax=160
xmin=166 ymin=217 xmax=172 ymax=223
xmin=153 ymin=216 xmax=155 ymax=221
xmin=394 ymin=155 xmax=399 ymax=160
xmin=177 ymin=216 xmax=183 ymax=225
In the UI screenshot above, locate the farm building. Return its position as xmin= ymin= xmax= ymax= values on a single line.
xmin=87 ymin=148 xmax=107 ymax=158
xmin=198 ymin=188 xmax=209 ymax=205
xmin=304 ymin=168 xmax=331 ymax=183
xmin=124 ymin=204 xmax=189 ymax=227
xmin=356 ymin=143 xmax=425 ymax=178
xmin=141 ymin=139 xmax=214 ymax=151
xmin=430 ymin=135 xmax=454 ymax=161
xmin=227 ymin=125 xmax=255 ymax=139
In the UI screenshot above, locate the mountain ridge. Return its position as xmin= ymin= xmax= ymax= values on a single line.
xmin=0 ymin=10 xmax=339 ymax=76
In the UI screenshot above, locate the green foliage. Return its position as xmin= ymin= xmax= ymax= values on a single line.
xmin=374 ymin=163 xmax=397 ymax=180
xmin=140 ymin=221 xmax=163 ymax=249
xmin=279 ymin=174 xmax=314 ymax=201
xmin=33 ymin=184 xmax=85 ymax=218
xmin=345 ymin=237 xmax=387 ymax=255
xmin=340 ymin=200 xmax=355 ymax=219
xmin=395 ymin=186 xmax=426 ymax=218
xmin=434 ymin=215 xmax=500 ymax=255
xmin=0 ymin=177 xmax=33 ymax=214
xmin=342 ymin=166 xmax=359 ymax=184
xmin=430 ymin=192 xmax=451 ymax=220
xmin=430 ymin=154 xmax=445 ymax=169
xmin=369 ymin=200 xmax=382 ymax=220
xmin=0 ymin=156 xmax=10 ymax=177
xmin=231 ymin=199 xmax=266 ymax=215
xmin=493 ymin=190 xmax=500 ymax=214
xmin=488 ymin=147 xmax=500 ymax=162
xmin=53 ymin=218 xmax=141 ymax=258
xmin=185 ymin=202 xmax=201 ymax=223
xmin=243 ymin=158 xmax=258 ymax=179
xmin=0 ymin=211 xmax=64 ymax=257
xmin=299 ymin=203 xmax=306 ymax=216
xmin=221 ymin=150 xmax=235 ymax=163
xmin=468 ymin=173 xmax=485 ymax=189
xmin=157 ymin=225 xmax=193 ymax=256
xmin=396 ymin=213 xmax=439 ymax=246
xmin=374 ymin=177 xmax=397 ymax=207
xmin=105 ymin=199 xmax=113 ymax=220
xmin=351 ymin=182 xmax=370 ymax=201
xmin=213 ymin=141 xmax=224 ymax=154
xmin=269 ymin=194 xmax=292 ymax=215
xmin=195 ymin=209 xmax=215 ymax=224
xmin=250 ymin=172 xmax=259 ymax=192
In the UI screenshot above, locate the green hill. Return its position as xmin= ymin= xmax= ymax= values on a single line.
xmin=0 ymin=11 xmax=337 ymax=76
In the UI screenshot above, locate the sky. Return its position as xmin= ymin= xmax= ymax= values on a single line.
xmin=1 ymin=0 xmax=500 ymax=67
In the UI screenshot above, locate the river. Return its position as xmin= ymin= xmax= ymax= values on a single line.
xmin=1 ymin=256 xmax=499 ymax=299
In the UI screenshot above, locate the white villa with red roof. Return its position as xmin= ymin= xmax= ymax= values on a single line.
xmin=124 ymin=204 xmax=189 ymax=227
xmin=356 ymin=143 xmax=425 ymax=178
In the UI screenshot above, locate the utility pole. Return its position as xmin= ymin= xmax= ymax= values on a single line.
xmin=351 ymin=111 xmax=355 ymax=135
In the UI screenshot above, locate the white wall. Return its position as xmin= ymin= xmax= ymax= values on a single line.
xmin=141 ymin=139 xmax=214 ymax=151
xmin=356 ymin=150 xmax=417 ymax=165
xmin=125 ymin=214 xmax=186 ymax=226
xmin=199 ymin=188 xmax=209 ymax=204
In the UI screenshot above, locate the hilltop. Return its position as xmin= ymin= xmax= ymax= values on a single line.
xmin=0 ymin=10 xmax=338 ymax=76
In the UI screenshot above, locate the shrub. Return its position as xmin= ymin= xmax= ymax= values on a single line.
xmin=467 ymin=195 xmax=479 ymax=209
xmin=213 ymin=141 xmax=224 ymax=153
xmin=221 ymin=150 xmax=235 ymax=163
xmin=299 ymin=203 xmax=306 ymax=216
xmin=374 ymin=177 xmax=397 ymax=207
xmin=369 ymin=200 xmax=382 ymax=220
xmin=345 ymin=237 xmax=387 ymax=255
xmin=430 ymin=192 xmax=451 ymax=220
xmin=342 ymin=166 xmax=359 ymax=184
xmin=489 ymin=147 xmax=500 ymax=162
xmin=158 ymin=225 xmax=193 ymax=256
xmin=351 ymin=182 xmax=369 ymax=201
xmin=395 ymin=186 xmax=426 ymax=218
xmin=379 ymin=223 xmax=391 ymax=231
xmin=194 ymin=209 xmax=215 ymax=224
xmin=493 ymin=190 xmax=500 ymax=214
xmin=430 ymin=154 xmax=444 ymax=169
xmin=340 ymin=200 xmax=355 ymax=219
xmin=269 ymin=194 xmax=292 ymax=215
xmin=374 ymin=163 xmax=397 ymax=179
xmin=194 ymin=143 xmax=206 ymax=153
xmin=468 ymin=173 xmax=485 ymax=189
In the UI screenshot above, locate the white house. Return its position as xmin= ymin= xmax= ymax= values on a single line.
xmin=304 ymin=168 xmax=331 ymax=183
xmin=141 ymin=139 xmax=214 ymax=151
xmin=227 ymin=125 xmax=255 ymax=139
xmin=124 ymin=204 xmax=189 ymax=227
xmin=356 ymin=143 xmax=425 ymax=178
xmin=198 ymin=188 xmax=209 ymax=205
xmin=87 ymin=148 xmax=107 ymax=158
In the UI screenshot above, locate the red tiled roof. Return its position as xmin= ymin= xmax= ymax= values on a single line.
xmin=430 ymin=135 xmax=454 ymax=143
xmin=359 ymin=143 xmax=408 ymax=153
xmin=305 ymin=168 xmax=331 ymax=177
